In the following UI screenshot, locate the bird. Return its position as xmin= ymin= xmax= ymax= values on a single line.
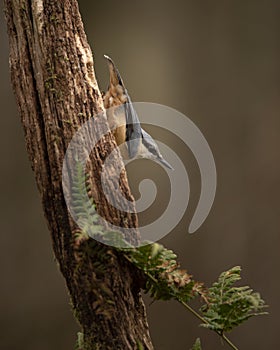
xmin=103 ymin=55 xmax=173 ymax=170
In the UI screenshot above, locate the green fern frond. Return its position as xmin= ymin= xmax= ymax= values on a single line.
xmin=72 ymin=161 xmax=130 ymax=247
xmin=127 ymin=242 xmax=204 ymax=302
xmin=200 ymin=266 xmax=267 ymax=334
xmin=75 ymin=332 xmax=84 ymax=350
xmin=190 ymin=338 xmax=202 ymax=350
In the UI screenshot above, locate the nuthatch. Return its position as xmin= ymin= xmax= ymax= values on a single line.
xmin=103 ymin=55 xmax=173 ymax=170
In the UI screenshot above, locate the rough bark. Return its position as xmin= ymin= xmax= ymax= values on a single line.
xmin=4 ymin=1 xmax=153 ymax=349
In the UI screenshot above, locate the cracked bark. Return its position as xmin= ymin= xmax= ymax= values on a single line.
xmin=4 ymin=1 xmax=153 ymax=349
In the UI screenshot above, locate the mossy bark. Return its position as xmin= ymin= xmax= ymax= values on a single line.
xmin=4 ymin=1 xmax=153 ymax=349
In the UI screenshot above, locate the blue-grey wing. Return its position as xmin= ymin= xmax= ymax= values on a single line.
xmin=125 ymin=96 xmax=142 ymax=158
xmin=141 ymin=129 xmax=174 ymax=170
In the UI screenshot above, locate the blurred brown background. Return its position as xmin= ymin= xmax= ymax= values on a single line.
xmin=1 ymin=1 xmax=280 ymax=349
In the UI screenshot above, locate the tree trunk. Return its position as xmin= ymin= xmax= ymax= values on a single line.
xmin=4 ymin=1 xmax=153 ymax=349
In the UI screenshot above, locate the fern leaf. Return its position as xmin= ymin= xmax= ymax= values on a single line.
xmin=75 ymin=332 xmax=84 ymax=350
xmin=200 ymin=266 xmax=267 ymax=334
xmin=127 ymin=242 xmax=204 ymax=303
xmin=190 ymin=338 xmax=202 ymax=350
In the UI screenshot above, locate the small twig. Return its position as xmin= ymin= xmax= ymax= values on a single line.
xmin=180 ymin=301 xmax=239 ymax=350
xmin=220 ymin=334 xmax=239 ymax=350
